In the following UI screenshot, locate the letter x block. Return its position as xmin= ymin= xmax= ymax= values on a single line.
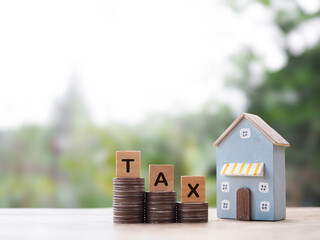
xmin=181 ymin=176 xmax=206 ymax=203
xmin=149 ymin=165 xmax=174 ymax=192
xmin=116 ymin=151 xmax=141 ymax=178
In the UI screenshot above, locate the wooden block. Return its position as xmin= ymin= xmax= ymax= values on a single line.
xmin=116 ymin=151 xmax=140 ymax=178
xmin=236 ymin=188 xmax=251 ymax=221
xmin=149 ymin=165 xmax=174 ymax=192
xmin=181 ymin=176 xmax=206 ymax=203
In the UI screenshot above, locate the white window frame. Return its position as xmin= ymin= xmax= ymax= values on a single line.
xmin=260 ymin=201 xmax=270 ymax=212
xmin=240 ymin=128 xmax=251 ymax=139
xmin=221 ymin=200 xmax=230 ymax=210
xmin=259 ymin=182 xmax=269 ymax=193
xmin=221 ymin=182 xmax=229 ymax=192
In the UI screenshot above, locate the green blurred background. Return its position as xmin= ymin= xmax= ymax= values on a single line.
xmin=0 ymin=0 xmax=319 ymax=207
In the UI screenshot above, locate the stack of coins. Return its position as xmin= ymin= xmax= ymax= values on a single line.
xmin=177 ymin=202 xmax=208 ymax=223
xmin=145 ymin=192 xmax=177 ymax=223
xmin=113 ymin=178 xmax=145 ymax=223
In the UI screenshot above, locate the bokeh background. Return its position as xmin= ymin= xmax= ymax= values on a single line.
xmin=0 ymin=0 xmax=319 ymax=207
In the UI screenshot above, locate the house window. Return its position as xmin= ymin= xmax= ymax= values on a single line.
xmin=221 ymin=200 xmax=230 ymax=210
xmin=260 ymin=201 xmax=270 ymax=212
xmin=221 ymin=182 xmax=229 ymax=192
xmin=240 ymin=128 xmax=251 ymax=139
xmin=259 ymin=182 xmax=269 ymax=193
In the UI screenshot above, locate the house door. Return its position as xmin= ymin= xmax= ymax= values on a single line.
xmin=237 ymin=188 xmax=251 ymax=221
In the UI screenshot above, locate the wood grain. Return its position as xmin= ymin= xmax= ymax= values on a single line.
xmin=181 ymin=176 xmax=206 ymax=203
xmin=116 ymin=151 xmax=140 ymax=178
xmin=0 ymin=208 xmax=318 ymax=240
xmin=237 ymin=188 xmax=251 ymax=221
xmin=149 ymin=165 xmax=174 ymax=192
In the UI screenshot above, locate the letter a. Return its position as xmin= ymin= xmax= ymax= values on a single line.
xmin=154 ymin=172 xmax=168 ymax=186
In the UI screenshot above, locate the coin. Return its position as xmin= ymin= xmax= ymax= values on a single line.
xmin=145 ymin=191 xmax=177 ymax=223
xmin=176 ymin=202 xmax=208 ymax=223
xmin=113 ymin=178 xmax=145 ymax=224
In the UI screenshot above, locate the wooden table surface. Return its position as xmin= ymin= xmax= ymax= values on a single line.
xmin=0 ymin=208 xmax=319 ymax=240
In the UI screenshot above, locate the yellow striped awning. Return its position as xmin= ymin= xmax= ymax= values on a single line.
xmin=220 ymin=163 xmax=264 ymax=177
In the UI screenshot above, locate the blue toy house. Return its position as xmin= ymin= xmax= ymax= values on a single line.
xmin=214 ymin=113 xmax=290 ymax=221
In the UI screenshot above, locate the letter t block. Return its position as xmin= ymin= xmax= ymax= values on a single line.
xmin=181 ymin=176 xmax=206 ymax=203
xmin=116 ymin=151 xmax=141 ymax=178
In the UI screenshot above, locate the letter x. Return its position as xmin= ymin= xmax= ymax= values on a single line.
xmin=187 ymin=183 xmax=199 ymax=198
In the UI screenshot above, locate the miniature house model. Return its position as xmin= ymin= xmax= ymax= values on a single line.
xmin=214 ymin=113 xmax=290 ymax=221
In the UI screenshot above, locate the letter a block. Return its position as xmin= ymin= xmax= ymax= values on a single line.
xmin=149 ymin=165 xmax=174 ymax=192
xmin=181 ymin=176 xmax=206 ymax=203
xmin=116 ymin=151 xmax=141 ymax=178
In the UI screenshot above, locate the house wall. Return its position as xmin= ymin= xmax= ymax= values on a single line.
xmin=216 ymin=119 xmax=276 ymax=220
xmin=273 ymin=145 xmax=286 ymax=220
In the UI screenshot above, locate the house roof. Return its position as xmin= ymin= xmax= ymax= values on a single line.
xmin=213 ymin=113 xmax=290 ymax=147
